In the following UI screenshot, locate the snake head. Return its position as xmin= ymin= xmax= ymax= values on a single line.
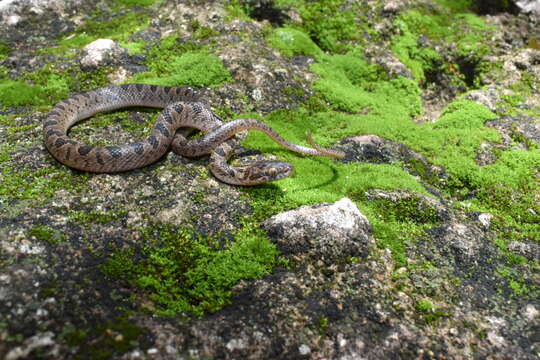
xmin=242 ymin=161 xmax=294 ymax=185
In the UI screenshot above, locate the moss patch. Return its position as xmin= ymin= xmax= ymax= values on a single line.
xmin=30 ymin=225 xmax=67 ymax=244
xmin=414 ymin=298 xmax=450 ymax=324
xmin=0 ymin=42 xmax=11 ymax=60
xmin=391 ymin=7 xmax=495 ymax=87
xmin=101 ymin=224 xmax=281 ymax=316
xmin=361 ymin=195 xmax=441 ymax=267
xmin=113 ymin=0 xmax=161 ymax=6
xmin=46 ymin=11 xmax=152 ymax=56
xmin=267 ymin=27 xmax=323 ymax=57
xmin=0 ymin=63 xmax=100 ymax=109
xmin=130 ymin=51 xmax=232 ymax=87
xmin=243 ymin=37 xmax=537 ymax=272
xmin=0 ymin=164 xmax=89 ymax=202
xmin=274 ymin=0 xmax=365 ymax=53
xmin=311 ymin=52 xmax=419 ymax=114
xmin=0 ymin=80 xmax=45 ymax=107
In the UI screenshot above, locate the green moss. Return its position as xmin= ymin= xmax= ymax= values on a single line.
xmin=0 ymin=65 xmax=74 ymax=108
xmin=392 ymin=8 xmax=494 ymax=86
xmin=130 ymin=51 xmax=232 ymax=87
xmin=0 ymin=80 xmax=45 ymax=107
xmin=47 ymin=11 xmax=151 ymax=55
xmin=362 ymin=196 xmax=440 ymax=265
xmin=367 ymin=216 xmax=430 ymax=268
xmin=0 ymin=144 xmax=15 ymax=164
xmin=496 ymin=266 xmax=536 ymax=297
xmin=391 ymin=16 xmax=443 ymax=83
xmin=101 ymin=224 xmax=281 ymax=316
xmin=118 ymin=40 xmax=147 ymax=55
xmin=67 ymin=65 xmax=114 ymax=93
xmin=311 ymin=52 xmax=420 ymax=115
xmin=268 ymin=27 xmax=323 ymax=58
xmin=23 ymin=66 xmax=71 ymax=103
xmin=0 ymin=166 xmax=89 ymax=201
xmin=0 ymin=65 xmax=8 ymax=78
xmin=100 ymin=249 xmax=137 ymax=281
xmin=508 ymin=71 xmax=539 ymax=97
xmin=316 ymin=316 xmax=329 ymax=335
xmin=225 ymin=0 xmax=251 ymax=21
xmin=416 ymin=299 xmax=435 ymax=312
xmin=79 ymin=12 xmax=151 ymax=42
xmin=69 ymin=210 xmax=126 ymax=226
xmin=61 ymin=324 xmax=87 ymax=348
xmin=6 ymin=123 xmax=36 ymax=135
xmin=113 ymin=0 xmax=159 ymax=6
xmin=432 ymin=0 xmax=474 ymax=12
xmin=191 ymin=20 xmax=220 ymax=39
xmin=415 ymin=299 xmax=450 ymax=324
xmin=496 ymin=93 xmax=525 ymax=116
xmin=471 ymin=150 xmax=540 ymax=242
xmin=30 ymin=225 xmax=67 ymax=244
xmin=494 ymin=239 xmax=528 ymax=266
xmin=279 ymin=0 xmax=363 ymax=53
xmin=0 ymin=42 xmax=11 ymax=60
xmin=300 ymin=97 xmax=496 ymax=195
xmin=0 ymin=114 xmax=15 ymax=126
xmin=239 ymin=47 xmax=536 ymax=267
xmin=140 ymin=35 xmax=203 ymax=75
xmin=55 ymin=34 xmax=95 ymax=55
xmin=282 ymin=86 xmax=305 ymax=99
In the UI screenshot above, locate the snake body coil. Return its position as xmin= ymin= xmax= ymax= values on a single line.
xmin=43 ymin=84 xmax=343 ymax=185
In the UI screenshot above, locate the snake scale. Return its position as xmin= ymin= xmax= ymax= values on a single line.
xmin=43 ymin=84 xmax=344 ymax=185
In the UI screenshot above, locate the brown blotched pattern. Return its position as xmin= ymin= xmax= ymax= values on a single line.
xmin=44 ymin=84 xmax=344 ymax=185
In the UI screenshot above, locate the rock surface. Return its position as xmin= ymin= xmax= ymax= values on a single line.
xmin=262 ymin=197 xmax=373 ymax=262
xmin=0 ymin=0 xmax=539 ymax=359
xmin=516 ymin=0 xmax=540 ymax=14
xmin=80 ymin=39 xmax=127 ymax=69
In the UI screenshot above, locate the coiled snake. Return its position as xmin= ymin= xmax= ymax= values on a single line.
xmin=43 ymin=84 xmax=344 ymax=185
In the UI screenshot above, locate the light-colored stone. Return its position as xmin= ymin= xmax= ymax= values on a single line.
xmin=516 ymin=0 xmax=540 ymax=14
xmin=262 ymin=198 xmax=373 ymax=261
xmin=5 ymin=332 xmax=55 ymax=360
xmin=80 ymin=38 xmax=126 ymax=68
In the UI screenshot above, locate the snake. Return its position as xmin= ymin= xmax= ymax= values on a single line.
xmin=43 ymin=84 xmax=344 ymax=185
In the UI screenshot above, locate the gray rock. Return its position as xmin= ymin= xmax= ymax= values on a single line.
xmin=340 ymin=135 xmax=447 ymax=186
xmin=516 ymin=0 xmax=540 ymax=14
xmin=262 ymin=198 xmax=373 ymax=262
xmin=1 ymin=0 xmax=64 ymax=22
xmin=428 ymin=221 xmax=487 ymax=258
xmin=5 ymin=332 xmax=57 ymax=360
xmin=80 ymin=39 xmax=128 ymax=69
xmin=466 ymin=85 xmax=501 ymax=112
xmin=508 ymin=240 xmax=540 ymax=261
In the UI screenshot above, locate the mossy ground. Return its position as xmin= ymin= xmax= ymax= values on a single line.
xmin=101 ymin=223 xmax=282 ymax=316
xmin=249 ymin=0 xmax=539 ymax=294
xmin=0 ymin=0 xmax=539 ymax=356
xmin=130 ymin=50 xmax=232 ymax=87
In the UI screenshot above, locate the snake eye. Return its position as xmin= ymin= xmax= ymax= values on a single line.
xmin=268 ymin=167 xmax=278 ymax=177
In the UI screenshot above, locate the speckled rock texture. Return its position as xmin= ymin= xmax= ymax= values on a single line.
xmin=516 ymin=0 xmax=540 ymax=14
xmin=262 ymin=197 xmax=373 ymax=262
xmin=80 ymin=39 xmax=128 ymax=69
xmin=1 ymin=0 xmax=540 ymax=359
